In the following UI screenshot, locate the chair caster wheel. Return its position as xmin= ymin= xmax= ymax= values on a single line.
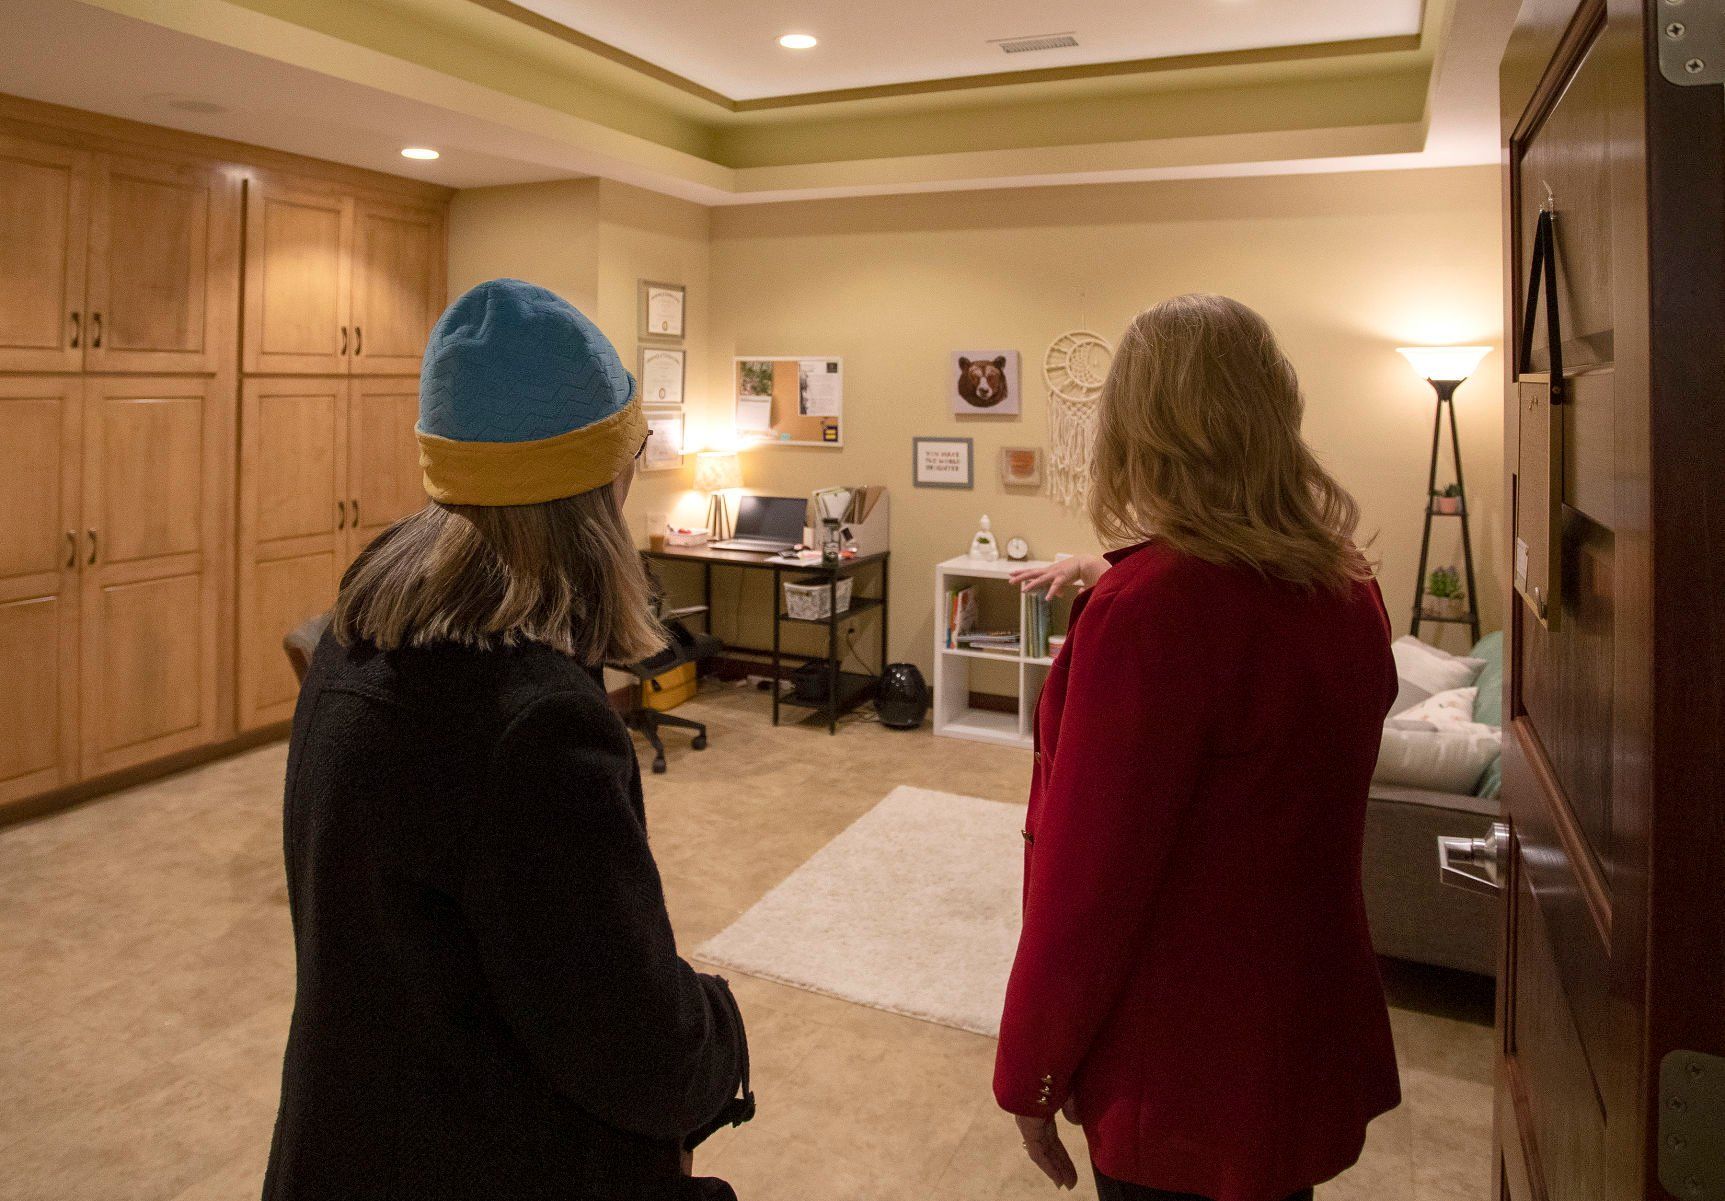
xmin=652 ymin=757 xmax=667 ymax=774
xmin=691 ymin=735 xmax=707 ymax=751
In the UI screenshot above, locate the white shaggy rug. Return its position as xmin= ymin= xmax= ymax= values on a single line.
xmin=695 ymin=786 xmax=1024 ymax=1037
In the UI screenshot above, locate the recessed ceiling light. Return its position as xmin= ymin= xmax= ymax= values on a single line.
xmin=777 ymin=33 xmax=817 ymax=49
xmin=400 ymin=147 xmax=440 ymax=160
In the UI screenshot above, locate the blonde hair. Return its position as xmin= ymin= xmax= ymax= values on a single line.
xmin=332 ymin=488 xmax=662 ymax=666
xmin=1089 ymin=293 xmax=1371 ymax=592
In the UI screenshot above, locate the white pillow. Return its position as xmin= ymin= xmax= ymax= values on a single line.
xmin=1389 ymin=636 xmax=1486 ymax=716
xmin=1396 ymin=686 xmax=1479 ymax=728
xmin=1374 ymin=723 xmax=1502 ymax=793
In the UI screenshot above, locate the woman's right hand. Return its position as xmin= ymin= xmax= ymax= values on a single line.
xmin=1009 ymin=554 xmax=1106 ymax=599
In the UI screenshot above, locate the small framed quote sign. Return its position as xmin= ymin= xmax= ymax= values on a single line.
xmin=913 ymin=437 xmax=974 ymax=489
xmin=638 ymin=280 xmax=686 ymax=340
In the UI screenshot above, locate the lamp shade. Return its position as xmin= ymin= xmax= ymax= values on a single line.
xmin=1397 ymin=345 xmax=1491 ymax=383
xmin=693 ymin=450 xmax=743 ymax=493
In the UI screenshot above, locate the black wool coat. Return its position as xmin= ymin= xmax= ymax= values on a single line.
xmin=263 ymin=634 xmax=750 ymax=1201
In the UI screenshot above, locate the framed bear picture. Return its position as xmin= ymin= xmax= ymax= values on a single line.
xmin=950 ymin=349 xmax=1020 ymax=416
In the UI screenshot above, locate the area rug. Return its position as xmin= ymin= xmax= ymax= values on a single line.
xmin=694 ymin=786 xmax=1024 ymax=1037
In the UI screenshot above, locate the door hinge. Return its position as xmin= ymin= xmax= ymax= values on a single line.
xmin=1660 ymin=1050 xmax=1725 ymax=1200
xmin=1657 ymin=0 xmax=1724 ymax=90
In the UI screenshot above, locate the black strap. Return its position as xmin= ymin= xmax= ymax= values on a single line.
xmin=682 ymin=977 xmax=755 ymax=1151
xmin=1518 ymin=207 xmax=1566 ymax=403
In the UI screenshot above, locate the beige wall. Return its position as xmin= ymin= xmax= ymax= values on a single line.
xmin=446 ymin=164 xmax=1507 ymax=684
xmin=704 ymin=166 xmax=1507 ymax=674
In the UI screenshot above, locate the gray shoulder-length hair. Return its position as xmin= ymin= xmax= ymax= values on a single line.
xmin=331 ymin=488 xmax=662 ymax=667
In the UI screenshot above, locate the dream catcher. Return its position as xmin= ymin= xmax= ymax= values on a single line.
xmin=1042 ymin=329 xmax=1113 ymax=509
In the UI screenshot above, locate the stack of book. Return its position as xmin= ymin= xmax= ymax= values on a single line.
xmin=956 ymin=631 xmax=1020 ymax=654
xmin=1025 ymin=589 xmax=1053 ymax=658
xmin=944 ymin=585 xmax=978 ymax=649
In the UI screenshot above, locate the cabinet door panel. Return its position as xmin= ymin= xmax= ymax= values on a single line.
xmin=80 ymin=377 xmax=224 ymax=777
xmin=0 ymin=377 xmax=81 ymax=805
xmin=352 ymin=201 xmax=442 ymax=375
xmin=248 ymin=551 xmax=340 ymax=726
xmin=243 ymin=179 xmax=351 ymax=375
xmin=85 ymin=153 xmax=238 ymax=374
xmin=0 ymin=134 xmax=88 ymax=372
xmin=346 ymin=377 xmax=424 ymax=563
xmin=237 ymin=377 xmax=345 ymax=731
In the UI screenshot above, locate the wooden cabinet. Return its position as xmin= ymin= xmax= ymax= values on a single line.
xmin=0 ymin=377 xmax=82 ymax=805
xmin=236 ymin=376 xmax=424 ymax=730
xmin=86 ymin=152 xmax=239 ymax=374
xmin=0 ymin=95 xmax=449 ymax=814
xmin=0 ymin=132 xmax=236 ymax=375
xmin=352 ymin=201 xmax=444 ymax=375
xmin=244 ymin=180 xmax=444 ymax=376
xmin=78 ymin=377 xmax=227 ymax=777
xmin=0 ymin=134 xmax=88 ymax=372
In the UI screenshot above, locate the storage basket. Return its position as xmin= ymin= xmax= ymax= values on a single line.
xmin=642 ymin=661 xmax=697 ymax=711
xmin=783 ymin=575 xmax=853 ymax=621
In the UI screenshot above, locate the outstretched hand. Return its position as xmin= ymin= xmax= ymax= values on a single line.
xmin=1014 ymin=1114 xmax=1078 ymax=1190
xmin=1008 ymin=554 xmax=1106 ymax=600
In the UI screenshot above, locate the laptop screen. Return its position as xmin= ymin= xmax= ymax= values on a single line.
xmin=733 ymin=495 xmax=807 ymax=542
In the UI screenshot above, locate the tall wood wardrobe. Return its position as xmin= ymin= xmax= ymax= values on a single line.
xmin=0 ymin=96 xmax=448 ymax=816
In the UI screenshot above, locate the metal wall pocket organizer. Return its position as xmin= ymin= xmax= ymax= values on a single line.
xmin=1659 ymin=1050 xmax=1725 ymax=1200
xmin=1514 ymin=199 xmax=1566 ymax=630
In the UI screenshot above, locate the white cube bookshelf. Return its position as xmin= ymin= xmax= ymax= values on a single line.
xmin=933 ymin=555 xmax=1064 ymax=749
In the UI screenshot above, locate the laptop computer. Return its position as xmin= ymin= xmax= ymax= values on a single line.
xmin=709 ymin=495 xmax=807 ymax=553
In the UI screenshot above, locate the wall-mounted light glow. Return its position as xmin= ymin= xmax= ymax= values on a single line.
xmin=1396 ymin=345 xmax=1491 ymax=383
xmin=777 ymin=33 xmax=818 ymax=49
xmin=400 ymin=147 xmax=440 ymax=160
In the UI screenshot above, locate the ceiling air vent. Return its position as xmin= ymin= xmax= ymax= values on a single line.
xmin=991 ymin=32 xmax=1079 ymax=54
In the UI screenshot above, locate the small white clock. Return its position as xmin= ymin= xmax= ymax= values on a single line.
xmin=1006 ymin=537 xmax=1030 ymax=561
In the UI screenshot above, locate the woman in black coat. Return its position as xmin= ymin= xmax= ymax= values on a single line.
xmin=263 ymin=279 xmax=752 ymax=1201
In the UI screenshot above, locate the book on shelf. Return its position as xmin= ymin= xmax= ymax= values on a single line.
xmin=957 ymin=631 xmax=1020 ymax=652
xmin=1025 ymin=588 xmax=1052 ymax=658
xmin=945 ymin=585 xmax=978 ymax=649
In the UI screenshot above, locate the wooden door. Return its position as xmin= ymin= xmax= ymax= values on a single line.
xmin=85 ymin=152 xmax=239 ymax=374
xmin=351 ymin=200 xmax=443 ymax=375
xmin=242 ymin=177 xmax=352 ymax=375
xmin=345 ymin=377 xmax=424 ymax=566
xmin=0 ymin=378 xmax=81 ymax=806
xmin=0 ymin=133 xmax=88 ymax=373
xmin=1493 ymin=3 xmax=1725 ymax=1200
xmin=237 ymin=377 xmax=346 ymax=730
xmin=78 ymin=377 xmax=225 ymax=778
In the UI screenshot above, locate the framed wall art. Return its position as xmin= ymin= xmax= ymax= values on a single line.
xmin=913 ymin=437 xmax=974 ymax=489
xmin=638 ymin=345 xmax=685 ymax=406
xmin=642 ymin=408 xmax=685 ymax=472
xmin=638 ymin=280 xmax=686 ymax=340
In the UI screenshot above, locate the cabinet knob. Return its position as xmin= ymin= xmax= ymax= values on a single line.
xmin=91 ymin=312 xmax=102 ymax=349
xmin=340 ymin=326 xmax=348 ymax=356
xmin=336 ymin=499 xmax=347 ymax=530
xmin=351 ymin=497 xmax=360 ymax=527
xmin=70 ymin=312 xmax=80 ymax=349
xmin=354 ymin=326 xmax=362 ymax=356
xmin=65 ymin=530 xmax=76 ymax=569
xmin=86 ymin=528 xmax=98 ymax=566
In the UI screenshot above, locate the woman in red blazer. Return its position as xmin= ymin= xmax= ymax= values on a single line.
xmin=995 ymin=294 xmax=1401 ymax=1201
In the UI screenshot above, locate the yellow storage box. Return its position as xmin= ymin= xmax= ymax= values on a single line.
xmin=642 ymin=661 xmax=697 ymax=711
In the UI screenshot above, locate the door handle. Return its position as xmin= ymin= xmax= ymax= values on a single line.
xmin=341 ymin=326 xmax=348 ymax=356
xmin=70 ymin=312 xmax=81 ymax=348
xmin=336 ymin=499 xmax=347 ymax=530
xmin=354 ymin=326 xmax=362 ymax=356
xmin=86 ymin=528 xmax=98 ymax=566
xmin=65 ymin=530 xmax=76 ymax=568
xmin=1438 ymin=821 xmax=1510 ymax=895
xmin=350 ymin=497 xmax=360 ymax=527
xmin=91 ymin=312 xmax=102 ymax=348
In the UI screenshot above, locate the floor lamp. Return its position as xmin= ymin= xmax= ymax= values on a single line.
xmin=694 ymin=450 xmax=742 ymax=541
xmin=1397 ymin=346 xmax=1490 ymax=645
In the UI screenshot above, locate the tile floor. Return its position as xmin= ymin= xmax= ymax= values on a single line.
xmin=0 ymin=681 xmax=1496 ymax=1200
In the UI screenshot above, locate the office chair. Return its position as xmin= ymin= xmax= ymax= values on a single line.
xmin=609 ymin=605 xmax=721 ymax=774
xmin=284 ymin=611 xmax=333 ymax=685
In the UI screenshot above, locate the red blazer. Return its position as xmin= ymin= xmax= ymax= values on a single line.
xmin=994 ymin=541 xmax=1401 ymax=1201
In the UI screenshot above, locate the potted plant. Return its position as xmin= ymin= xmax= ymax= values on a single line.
xmin=1432 ymin=483 xmax=1463 ymax=515
xmin=1424 ymin=565 xmax=1466 ymax=618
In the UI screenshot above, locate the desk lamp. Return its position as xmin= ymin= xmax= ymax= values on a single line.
xmin=694 ymin=450 xmax=743 ymax=540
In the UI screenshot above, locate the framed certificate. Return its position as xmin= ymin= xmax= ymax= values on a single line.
xmin=639 ymin=280 xmax=686 ymax=340
xmin=638 ymin=345 xmax=685 ymax=407
xmin=642 ymin=408 xmax=685 ymax=472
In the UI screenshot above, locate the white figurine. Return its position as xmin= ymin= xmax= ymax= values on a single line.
xmin=969 ymin=514 xmax=1001 ymax=562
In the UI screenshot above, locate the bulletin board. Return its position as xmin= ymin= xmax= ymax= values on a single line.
xmin=734 ymin=356 xmax=843 ymax=447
